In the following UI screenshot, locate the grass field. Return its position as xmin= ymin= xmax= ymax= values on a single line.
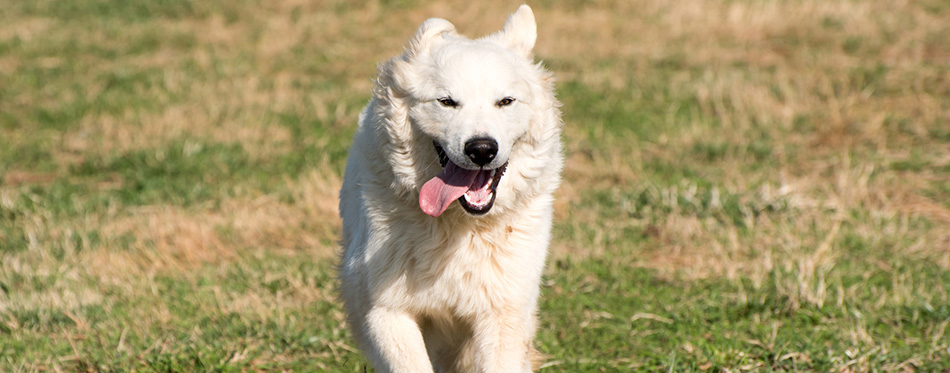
xmin=1 ymin=0 xmax=949 ymax=371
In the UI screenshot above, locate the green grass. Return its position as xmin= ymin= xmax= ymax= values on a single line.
xmin=537 ymin=250 xmax=950 ymax=371
xmin=2 ymin=0 xmax=949 ymax=371
xmin=2 ymin=255 xmax=358 ymax=371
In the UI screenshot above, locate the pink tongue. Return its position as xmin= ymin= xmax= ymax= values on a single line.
xmin=419 ymin=161 xmax=482 ymax=217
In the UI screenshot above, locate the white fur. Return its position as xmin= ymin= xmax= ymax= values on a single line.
xmin=339 ymin=5 xmax=562 ymax=372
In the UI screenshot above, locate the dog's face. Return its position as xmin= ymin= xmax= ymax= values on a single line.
xmin=411 ymin=42 xmax=535 ymax=216
xmin=412 ymin=42 xmax=532 ymax=172
xmin=393 ymin=7 xmax=541 ymax=217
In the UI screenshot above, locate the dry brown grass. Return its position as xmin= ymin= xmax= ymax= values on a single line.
xmin=96 ymin=167 xmax=338 ymax=272
xmin=0 ymin=167 xmax=339 ymax=287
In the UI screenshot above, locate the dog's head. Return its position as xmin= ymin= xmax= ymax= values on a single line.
xmin=376 ymin=5 xmax=560 ymax=218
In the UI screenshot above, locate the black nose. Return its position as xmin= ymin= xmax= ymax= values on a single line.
xmin=464 ymin=137 xmax=498 ymax=167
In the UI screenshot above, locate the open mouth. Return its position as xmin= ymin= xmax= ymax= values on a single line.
xmin=419 ymin=142 xmax=507 ymax=217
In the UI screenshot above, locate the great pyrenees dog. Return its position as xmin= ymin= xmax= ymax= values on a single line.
xmin=339 ymin=5 xmax=563 ymax=372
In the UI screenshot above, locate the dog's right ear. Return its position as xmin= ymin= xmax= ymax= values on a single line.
xmin=492 ymin=5 xmax=537 ymax=58
xmin=406 ymin=18 xmax=456 ymax=58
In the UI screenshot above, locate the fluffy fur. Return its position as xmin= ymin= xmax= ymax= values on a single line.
xmin=338 ymin=5 xmax=563 ymax=372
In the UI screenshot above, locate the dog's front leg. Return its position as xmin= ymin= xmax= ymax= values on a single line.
xmin=364 ymin=306 xmax=434 ymax=373
xmin=471 ymin=307 xmax=534 ymax=373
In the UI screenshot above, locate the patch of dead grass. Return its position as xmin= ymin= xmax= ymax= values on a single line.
xmin=87 ymin=168 xmax=341 ymax=279
xmin=62 ymin=81 xmax=295 ymax=161
xmin=0 ymin=169 xmax=341 ymax=300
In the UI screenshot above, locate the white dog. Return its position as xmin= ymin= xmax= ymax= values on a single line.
xmin=339 ymin=5 xmax=562 ymax=372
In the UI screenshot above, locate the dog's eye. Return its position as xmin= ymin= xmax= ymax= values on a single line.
xmin=437 ymin=97 xmax=459 ymax=108
xmin=496 ymin=97 xmax=515 ymax=107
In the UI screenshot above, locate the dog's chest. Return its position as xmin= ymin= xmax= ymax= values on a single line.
xmin=397 ymin=224 xmax=539 ymax=316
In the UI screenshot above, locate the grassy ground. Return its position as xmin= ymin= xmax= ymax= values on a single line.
xmin=1 ymin=0 xmax=949 ymax=371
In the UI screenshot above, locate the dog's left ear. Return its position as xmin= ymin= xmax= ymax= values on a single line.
xmin=492 ymin=4 xmax=537 ymax=58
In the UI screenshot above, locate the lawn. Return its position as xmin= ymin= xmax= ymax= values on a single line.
xmin=1 ymin=0 xmax=949 ymax=371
